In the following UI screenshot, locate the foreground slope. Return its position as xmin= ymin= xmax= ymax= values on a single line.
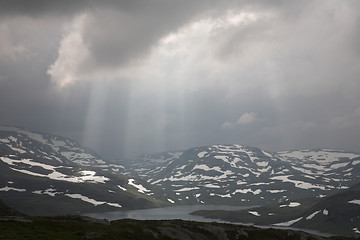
xmin=193 ymin=182 xmax=360 ymax=237
xmin=126 ymin=145 xmax=360 ymax=205
xmin=0 ymin=215 xmax=356 ymax=240
xmin=293 ymin=182 xmax=360 ymax=236
xmin=0 ymin=126 xmax=166 ymax=215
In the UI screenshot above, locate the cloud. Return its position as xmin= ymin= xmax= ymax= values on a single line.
xmin=0 ymin=21 xmax=38 ymax=64
xmin=47 ymin=14 xmax=90 ymax=87
xmin=0 ymin=0 xmax=92 ymax=17
xmin=237 ymin=112 xmax=259 ymax=125
xmin=46 ymin=1 xmax=230 ymax=86
xmin=1 ymin=0 xmax=360 ymax=158
xmin=222 ymin=112 xmax=259 ymax=128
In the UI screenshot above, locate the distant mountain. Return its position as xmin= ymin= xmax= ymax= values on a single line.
xmin=125 ymin=144 xmax=360 ymax=205
xmin=0 ymin=126 xmax=168 ymax=215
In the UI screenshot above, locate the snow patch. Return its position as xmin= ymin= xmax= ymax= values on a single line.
xmin=128 ymin=179 xmax=151 ymax=194
xmin=330 ymin=162 xmax=348 ymax=169
xmin=204 ymin=183 xmax=221 ymax=188
xmin=248 ymin=211 xmax=261 ymax=217
xmin=0 ymin=138 xmax=10 ymax=143
xmin=289 ymin=202 xmax=301 ymax=207
xmin=267 ymin=189 xmax=286 ymax=193
xmin=7 ymin=144 xmax=26 ymax=154
xmin=280 ymin=202 xmax=300 ymax=208
xmin=209 ymin=193 xmax=231 ymax=198
xmin=323 ymin=209 xmax=329 ymax=215
xmin=1 ymin=157 xmax=109 ymax=184
xmin=197 ymin=151 xmax=208 ymax=158
xmin=192 ymin=164 xmax=222 ymax=172
xmin=233 ymin=189 xmax=262 ymax=195
xmin=107 ymin=203 xmax=122 ymax=208
xmin=78 ymin=170 xmax=109 ymax=184
xmin=32 ymin=188 xmax=62 ymax=197
xmin=175 ymin=187 xmax=200 ymax=192
xmin=65 ymin=194 xmax=122 ymax=208
xmin=118 ymin=185 xmax=127 ymax=191
xmin=306 ymin=210 xmax=321 ymax=220
xmin=352 ymin=160 xmax=360 ymax=165
xmin=0 ymin=186 xmax=26 ymax=192
xmin=262 ymin=151 xmax=273 ymax=158
xmin=348 ymin=199 xmax=360 ymax=205
xmin=65 ymin=193 xmax=105 ymax=206
xmin=270 ymin=175 xmax=327 ymax=190
xmin=273 ymin=217 xmax=303 ymax=226
xmin=256 ymin=161 xmax=268 ymax=167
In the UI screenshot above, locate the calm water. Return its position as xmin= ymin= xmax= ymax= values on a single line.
xmin=84 ymin=204 xmax=252 ymax=222
xmin=84 ymin=204 xmax=333 ymax=237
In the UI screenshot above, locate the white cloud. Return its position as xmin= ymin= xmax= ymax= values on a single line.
xmin=237 ymin=112 xmax=258 ymax=125
xmin=221 ymin=121 xmax=234 ymax=128
xmin=47 ymin=13 xmax=90 ymax=87
xmin=222 ymin=112 xmax=259 ymax=128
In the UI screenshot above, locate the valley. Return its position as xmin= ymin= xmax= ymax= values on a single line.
xmin=1 ymin=126 xmax=360 ymax=237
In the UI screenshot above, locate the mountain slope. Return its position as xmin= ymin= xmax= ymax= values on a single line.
xmin=0 ymin=199 xmax=24 ymax=216
xmin=293 ymin=182 xmax=360 ymax=236
xmin=125 ymin=144 xmax=360 ymax=205
xmin=0 ymin=216 xmax=357 ymax=240
xmin=0 ymin=126 xmax=167 ymax=215
xmin=193 ymin=182 xmax=360 ymax=236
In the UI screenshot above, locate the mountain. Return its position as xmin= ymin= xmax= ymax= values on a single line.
xmin=193 ymin=182 xmax=360 ymax=237
xmin=124 ymin=144 xmax=360 ymax=206
xmin=0 ymin=199 xmax=24 ymax=216
xmin=0 ymin=126 xmax=168 ymax=215
xmin=293 ymin=182 xmax=360 ymax=236
xmin=2 ymin=125 xmax=360 ymax=236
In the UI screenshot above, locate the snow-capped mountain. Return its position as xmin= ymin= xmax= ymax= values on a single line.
xmin=0 ymin=126 xmax=167 ymax=215
xmin=125 ymin=144 xmax=360 ymax=205
xmin=2 ymin=125 xmax=360 ymax=216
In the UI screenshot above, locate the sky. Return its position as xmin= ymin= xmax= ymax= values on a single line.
xmin=1 ymin=0 xmax=360 ymax=160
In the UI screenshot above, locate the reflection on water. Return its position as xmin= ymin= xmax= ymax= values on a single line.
xmin=84 ymin=205 xmax=252 ymax=222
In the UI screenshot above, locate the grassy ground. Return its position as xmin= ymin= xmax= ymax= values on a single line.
xmin=0 ymin=216 xmax=357 ymax=240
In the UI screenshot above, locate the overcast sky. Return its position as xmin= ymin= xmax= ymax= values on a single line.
xmin=1 ymin=0 xmax=360 ymax=159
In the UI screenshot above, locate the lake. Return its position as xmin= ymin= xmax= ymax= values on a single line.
xmin=84 ymin=204 xmax=333 ymax=237
xmin=84 ymin=204 xmax=253 ymax=222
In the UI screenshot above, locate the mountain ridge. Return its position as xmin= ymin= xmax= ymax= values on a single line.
xmin=1 ymin=126 xmax=359 ymax=237
xmin=125 ymin=144 xmax=360 ymax=205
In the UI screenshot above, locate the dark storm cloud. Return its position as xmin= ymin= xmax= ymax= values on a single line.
xmin=81 ymin=1 xmax=214 ymax=68
xmin=0 ymin=0 xmax=91 ymax=17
